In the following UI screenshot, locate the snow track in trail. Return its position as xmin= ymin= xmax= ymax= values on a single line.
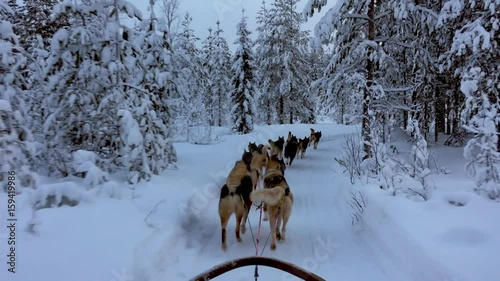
xmin=132 ymin=136 xmax=456 ymax=281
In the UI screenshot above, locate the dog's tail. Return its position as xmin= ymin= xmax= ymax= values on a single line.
xmin=250 ymin=187 xmax=285 ymax=206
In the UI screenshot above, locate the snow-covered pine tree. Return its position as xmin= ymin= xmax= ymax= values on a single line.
xmin=254 ymin=0 xmax=275 ymax=125
xmin=230 ymin=9 xmax=255 ymax=134
xmin=409 ymin=120 xmax=431 ymax=199
xmin=42 ymin=0 xmax=143 ymax=180
xmin=173 ymin=12 xmax=211 ymax=143
xmin=201 ymin=28 xmax=216 ymax=126
xmin=0 ymin=7 xmax=37 ymax=192
xmin=211 ymin=21 xmax=232 ymax=127
xmin=305 ymin=0 xmax=431 ymax=157
xmin=4 ymin=0 xmax=22 ymax=36
xmin=438 ymin=0 xmax=500 ymax=199
xmin=264 ymin=0 xmax=311 ymax=124
xmin=127 ymin=0 xmax=177 ymax=183
xmin=17 ymin=0 xmax=69 ymax=53
xmin=305 ymin=0 xmax=378 ymax=156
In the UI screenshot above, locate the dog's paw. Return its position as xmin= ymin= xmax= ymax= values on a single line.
xmin=270 ymin=244 xmax=276 ymax=251
xmin=276 ymin=232 xmax=281 ymax=240
xmin=237 ymin=237 xmax=242 ymax=242
xmin=263 ymin=217 xmax=268 ymax=221
xmin=222 ymin=244 xmax=227 ymax=251
xmin=241 ymin=225 xmax=246 ymax=234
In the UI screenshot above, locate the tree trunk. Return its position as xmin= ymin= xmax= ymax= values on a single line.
xmin=497 ymin=122 xmax=500 ymax=152
xmin=266 ymin=98 xmax=272 ymax=125
xmin=434 ymin=83 xmax=446 ymax=142
xmin=279 ymin=95 xmax=285 ymax=124
xmin=362 ymin=0 xmax=375 ymax=160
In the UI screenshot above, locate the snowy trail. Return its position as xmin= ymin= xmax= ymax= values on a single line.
xmin=131 ymin=132 xmax=455 ymax=281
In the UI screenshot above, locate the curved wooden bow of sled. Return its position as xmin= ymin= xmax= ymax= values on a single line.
xmin=189 ymin=256 xmax=326 ymax=281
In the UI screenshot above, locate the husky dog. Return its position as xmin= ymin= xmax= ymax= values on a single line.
xmin=297 ymin=137 xmax=310 ymax=159
xmin=250 ymin=155 xmax=294 ymax=251
xmin=249 ymin=145 xmax=270 ymax=188
xmin=268 ymin=136 xmax=285 ymax=160
xmin=248 ymin=142 xmax=259 ymax=154
xmin=219 ymin=151 xmax=260 ymax=251
xmin=309 ymin=128 xmax=322 ymax=149
xmin=284 ymin=133 xmax=298 ymax=166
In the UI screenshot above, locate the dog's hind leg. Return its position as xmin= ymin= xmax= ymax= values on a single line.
xmin=263 ymin=204 xmax=269 ymax=221
xmin=220 ymin=211 xmax=230 ymax=251
xmin=269 ymin=210 xmax=278 ymax=250
xmin=275 ymin=213 xmax=283 ymax=241
xmin=240 ymin=205 xmax=249 ymax=234
xmin=281 ymin=212 xmax=290 ymax=241
xmin=235 ymin=208 xmax=244 ymax=242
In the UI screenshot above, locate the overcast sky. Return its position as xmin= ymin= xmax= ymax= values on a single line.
xmin=126 ymin=0 xmax=330 ymax=52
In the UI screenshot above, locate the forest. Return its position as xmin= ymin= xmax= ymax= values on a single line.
xmin=1 ymin=0 xmax=499 ymax=199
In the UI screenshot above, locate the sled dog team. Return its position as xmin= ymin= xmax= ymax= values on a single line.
xmin=218 ymin=128 xmax=323 ymax=251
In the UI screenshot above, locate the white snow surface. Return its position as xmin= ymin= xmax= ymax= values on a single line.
xmin=0 ymin=123 xmax=498 ymax=281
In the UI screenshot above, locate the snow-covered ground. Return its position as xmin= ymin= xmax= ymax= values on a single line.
xmin=1 ymin=122 xmax=498 ymax=281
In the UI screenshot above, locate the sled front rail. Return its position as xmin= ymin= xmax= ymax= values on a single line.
xmin=190 ymin=256 xmax=326 ymax=281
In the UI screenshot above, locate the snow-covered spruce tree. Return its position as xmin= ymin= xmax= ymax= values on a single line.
xmin=230 ymin=10 xmax=255 ymax=134
xmin=43 ymin=0 xmax=144 ymax=181
xmin=127 ymin=0 xmax=177 ymax=183
xmin=305 ymin=0 xmax=379 ymax=158
xmin=4 ymin=0 xmax=22 ymax=36
xmin=211 ymin=21 xmax=232 ymax=127
xmin=438 ymin=0 xmax=500 ymax=199
xmin=201 ymin=28 xmax=216 ymax=126
xmin=0 ymin=7 xmax=37 ymax=192
xmin=172 ymin=12 xmax=211 ymax=143
xmin=408 ymin=120 xmax=431 ymax=199
xmin=303 ymin=44 xmax=327 ymax=124
xmin=17 ymin=0 xmax=69 ymax=53
xmin=462 ymin=69 xmax=500 ymax=199
xmin=254 ymin=0 xmax=275 ymax=125
xmin=305 ymin=0 xmax=431 ymax=157
xmin=264 ymin=0 xmax=311 ymax=124
xmin=386 ymin=0 xmax=445 ymax=141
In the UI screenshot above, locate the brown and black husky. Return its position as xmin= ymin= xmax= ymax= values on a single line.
xmin=309 ymin=128 xmax=322 ymax=149
xmin=297 ymin=137 xmax=310 ymax=159
xmin=284 ymin=133 xmax=298 ymax=166
xmin=250 ymin=155 xmax=294 ymax=251
xmin=268 ymin=136 xmax=285 ymax=160
xmin=219 ymin=151 xmax=260 ymax=251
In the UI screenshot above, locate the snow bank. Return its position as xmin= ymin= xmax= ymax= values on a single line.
xmin=31 ymin=181 xmax=92 ymax=209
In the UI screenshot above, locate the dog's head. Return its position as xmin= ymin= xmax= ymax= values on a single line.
xmin=287 ymin=131 xmax=292 ymax=142
xmin=276 ymin=136 xmax=285 ymax=148
xmin=290 ymin=135 xmax=298 ymax=144
xmin=268 ymin=139 xmax=275 ymax=147
xmin=248 ymin=142 xmax=258 ymax=153
xmin=302 ymin=136 xmax=310 ymax=148
xmin=315 ymin=131 xmax=322 ymax=140
xmin=310 ymin=128 xmax=315 ymax=136
xmin=242 ymin=149 xmax=253 ymax=166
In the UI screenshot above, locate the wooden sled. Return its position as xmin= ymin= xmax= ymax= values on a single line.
xmin=190 ymin=256 xmax=326 ymax=281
